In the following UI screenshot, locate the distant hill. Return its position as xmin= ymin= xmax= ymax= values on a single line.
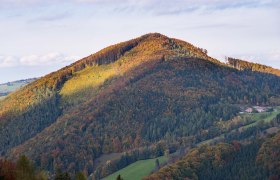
xmin=0 ymin=78 xmax=36 ymax=97
xmin=0 ymin=33 xmax=279 ymax=179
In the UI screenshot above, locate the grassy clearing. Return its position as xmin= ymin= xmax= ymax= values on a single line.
xmin=59 ymin=54 xmax=144 ymax=108
xmin=103 ymin=156 xmax=168 ymax=180
xmin=0 ymin=96 xmax=5 ymax=100
xmin=60 ymin=64 xmax=119 ymax=107
xmin=60 ymin=64 xmax=118 ymax=96
xmin=241 ymin=107 xmax=280 ymax=129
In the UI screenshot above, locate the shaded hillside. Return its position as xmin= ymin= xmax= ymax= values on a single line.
xmin=257 ymin=131 xmax=280 ymax=177
xmin=0 ymin=33 xmax=279 ymax=176
xmin=227 ymin=57 xmax=280 ymax=76
xmin=145 ymin=132 xmax=280 ymax=180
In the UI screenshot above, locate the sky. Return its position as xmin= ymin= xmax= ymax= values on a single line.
xmin=0 ymin=0 xmax=279 ymax=83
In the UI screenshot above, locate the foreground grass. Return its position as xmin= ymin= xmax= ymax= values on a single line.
xmin=103 ymin=156 xmax=168 ymax=180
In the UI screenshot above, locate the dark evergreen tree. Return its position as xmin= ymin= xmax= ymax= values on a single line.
xmin=76 ymin=172 xmax=86 ymax=180
xmin=16 ymin=155 xmax=36 ymax=180
xmin=155 ymin=159 xmax=160 ymax=170
xmin=116 ymin=174 xmax=123 ymax=180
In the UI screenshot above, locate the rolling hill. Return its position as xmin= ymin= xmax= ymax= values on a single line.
xmin=0 ymin=33 xmax=280 ymax=178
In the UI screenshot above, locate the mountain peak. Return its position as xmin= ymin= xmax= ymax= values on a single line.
xmin=139 ymin=32 xmax=168 ymax=39
xmin=70 ymin=33 xmax=218 ymax=73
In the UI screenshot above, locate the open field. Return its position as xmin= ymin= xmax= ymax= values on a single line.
xmin=103 ymin=156 xmax=168 ymax=180
xmin=241 ymin=106 xmax=280 ymax=129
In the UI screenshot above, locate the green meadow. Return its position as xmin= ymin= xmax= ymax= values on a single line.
xmin=103 ymin=156 xmax=168 ymax=180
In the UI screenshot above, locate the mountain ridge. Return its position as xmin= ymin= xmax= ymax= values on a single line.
xmin=226 ymin=57 xmax=280 ymax=76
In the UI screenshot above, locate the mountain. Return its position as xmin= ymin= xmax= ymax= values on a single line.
xmin=0 ymin=78 xmax=36 ymax=98
xmin=0 ymin=33 xmax=280 ymax=178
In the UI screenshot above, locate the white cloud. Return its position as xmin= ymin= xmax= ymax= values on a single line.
xmin=1 ymin=0 xmax=278 ymax=11
xmin=0 ymin=53 xmax=79 ymax=67
xmin=0 ymin=56 xmax=18 ymax=67
xmin=268 ymin=49 xmax=280 ymax=61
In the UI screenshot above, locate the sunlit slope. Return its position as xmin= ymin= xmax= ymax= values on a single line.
xmin=60 ymin=33 xmax=216 ymax=109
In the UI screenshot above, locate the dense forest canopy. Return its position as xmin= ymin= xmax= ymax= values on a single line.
xmin=145 ymin=132 xmax=280 ymax=180
xmin=226 ymin=57 xmax=280 ymax=76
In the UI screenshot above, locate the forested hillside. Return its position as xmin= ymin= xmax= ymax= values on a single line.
xmin=0 ymin=33 xmax=279 ymax=178
xmin=227 ymin=57 xmax=280 ymax=76
xmin=145 ymin=132 xmax=280 ymax=180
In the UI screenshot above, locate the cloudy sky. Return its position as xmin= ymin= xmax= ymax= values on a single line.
xmin=0 ymin=0 xmax=279 ymax=83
